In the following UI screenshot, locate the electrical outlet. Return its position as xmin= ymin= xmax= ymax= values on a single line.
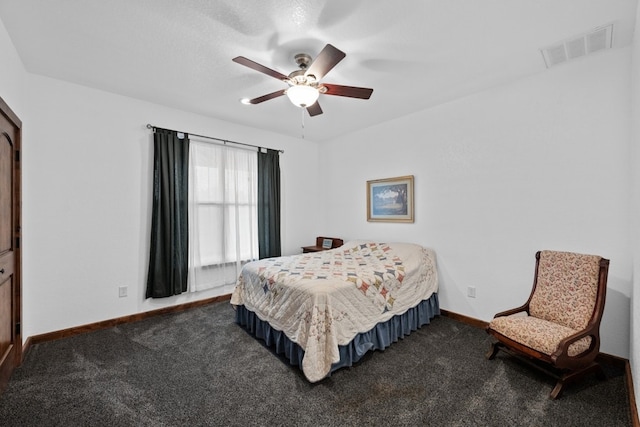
xmin=467 ymin=286 xmax=476 ymax=298
xmin=118 ymin=286 xmax=128 ymax=298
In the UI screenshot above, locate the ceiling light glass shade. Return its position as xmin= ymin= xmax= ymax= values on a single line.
xmin=286 ymin=85 xmax=319 ymax=108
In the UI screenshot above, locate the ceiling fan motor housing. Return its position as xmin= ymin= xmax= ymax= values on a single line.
xmin=289 ymin=54 xmax=318 ymax=87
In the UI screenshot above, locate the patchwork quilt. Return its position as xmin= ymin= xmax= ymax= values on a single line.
xmin=230 ymin=241 xmax=438 ymax=382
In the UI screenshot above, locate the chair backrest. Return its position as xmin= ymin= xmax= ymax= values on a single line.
xmin=529 ymin=250 xmax=603 ymax=331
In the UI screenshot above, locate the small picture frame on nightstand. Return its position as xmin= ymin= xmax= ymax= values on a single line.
xmin=322 ymin=238 xmax=333 ymax=249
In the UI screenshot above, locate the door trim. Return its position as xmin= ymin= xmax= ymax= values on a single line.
xmin=0 ymin=95 xmax=22 ymax=393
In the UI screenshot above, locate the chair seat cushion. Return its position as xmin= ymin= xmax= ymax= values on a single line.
xmin=489 ymin=314 xmax=591 ymax=357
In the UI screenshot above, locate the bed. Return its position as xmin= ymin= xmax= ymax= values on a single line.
xmin=230 ymin=241 xmax=439 ymax=382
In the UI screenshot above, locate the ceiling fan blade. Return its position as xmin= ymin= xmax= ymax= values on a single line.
xmin=232 ymin=56 xmax=289 ymax=81
xmin=305 ymin=44 xmax=346 ymax=80
xmin=322 ymin=84 xmax=373 ymax=99
xmin=247 ymin=89 xmax=286 ymax=104
xmin=306 ymin=101 xmax=323 ymax=117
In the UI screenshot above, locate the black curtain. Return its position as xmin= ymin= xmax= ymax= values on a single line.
xmin=146 ymin=129 xmax=190 ymax=298
xmin=258 ymin=149 xmax=281 ymax=259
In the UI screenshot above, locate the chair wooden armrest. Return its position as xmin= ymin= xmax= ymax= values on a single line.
xmin=492 ymin=305 xmax=529 ymax=319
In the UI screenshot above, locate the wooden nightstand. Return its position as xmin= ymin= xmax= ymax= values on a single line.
xmin=301 ymin=236 xmax=344 ymax=253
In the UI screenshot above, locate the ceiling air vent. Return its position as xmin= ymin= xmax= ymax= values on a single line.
xmin=540 ymin=23 xmax=613 ymax=68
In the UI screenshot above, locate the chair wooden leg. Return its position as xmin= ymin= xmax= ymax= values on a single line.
xmin=486 ymin=341 xmax=501 ymax=360
xmin=549 ymin=362 xmax=604 ymax=399
xmin=550 ymin=379 xmax=565 ymax=399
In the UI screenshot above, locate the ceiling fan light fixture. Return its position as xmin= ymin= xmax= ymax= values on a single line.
xmin=286 ymin=84 xmax=319 ymax=108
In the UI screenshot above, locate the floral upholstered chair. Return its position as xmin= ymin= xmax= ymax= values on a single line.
xmin=486 ymin=250 xmax=610 ymax=399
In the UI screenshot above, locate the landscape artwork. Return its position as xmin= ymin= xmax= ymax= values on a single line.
xmin=367 ymin=175 xmax=414 ymax=223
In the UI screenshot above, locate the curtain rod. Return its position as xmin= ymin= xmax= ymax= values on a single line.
xmin=145 ymin=124 xmax=284 ymax=154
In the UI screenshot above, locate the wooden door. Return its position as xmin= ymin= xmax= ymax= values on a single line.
xmin=0 ymin=96 xmax=21 ymax=393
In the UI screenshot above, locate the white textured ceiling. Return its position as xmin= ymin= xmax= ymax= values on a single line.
xmin=0 ymin=0 xmax=637 ymax=141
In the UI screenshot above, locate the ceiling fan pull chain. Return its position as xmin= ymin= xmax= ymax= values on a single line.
xmin=301 ymin=108 xmax=305 ymax=139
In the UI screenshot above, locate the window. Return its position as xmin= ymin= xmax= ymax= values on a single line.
xmin=188 ymin=140 xmax=258 ymax=293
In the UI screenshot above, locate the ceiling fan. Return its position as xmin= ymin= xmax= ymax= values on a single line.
xmin=232 ymin=44 xmax=373 ymax=117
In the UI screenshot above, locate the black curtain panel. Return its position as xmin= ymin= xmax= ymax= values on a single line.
xmin=258 ymin=149 xmax=281 ymax=259
xmin=146 ymin=129 xmax=190 ymax=298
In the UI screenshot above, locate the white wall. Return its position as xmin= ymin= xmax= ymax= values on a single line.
xmin=0 ymin=17 xmax=26 ymax=118
xmin=19 ymin=74 xmax=321 ymax=338
xmin=320 ymin=48 xmax=632 ymax=358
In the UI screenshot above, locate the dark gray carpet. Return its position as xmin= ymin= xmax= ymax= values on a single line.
xmin=0 ymin=301 xmax=631 ymax=426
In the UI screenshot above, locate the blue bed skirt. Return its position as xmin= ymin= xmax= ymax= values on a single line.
xmin=234 ymin=292 xmax=440 ymax=378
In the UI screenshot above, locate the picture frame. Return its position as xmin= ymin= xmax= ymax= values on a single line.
xmin=322 ymin=238 xmax=333 ymax=249
xmin=366 ymin=175 xmax=414 ymax=223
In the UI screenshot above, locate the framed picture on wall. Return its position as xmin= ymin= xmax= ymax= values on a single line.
xmin=366 ymin=175 xmax=414 ymax=223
